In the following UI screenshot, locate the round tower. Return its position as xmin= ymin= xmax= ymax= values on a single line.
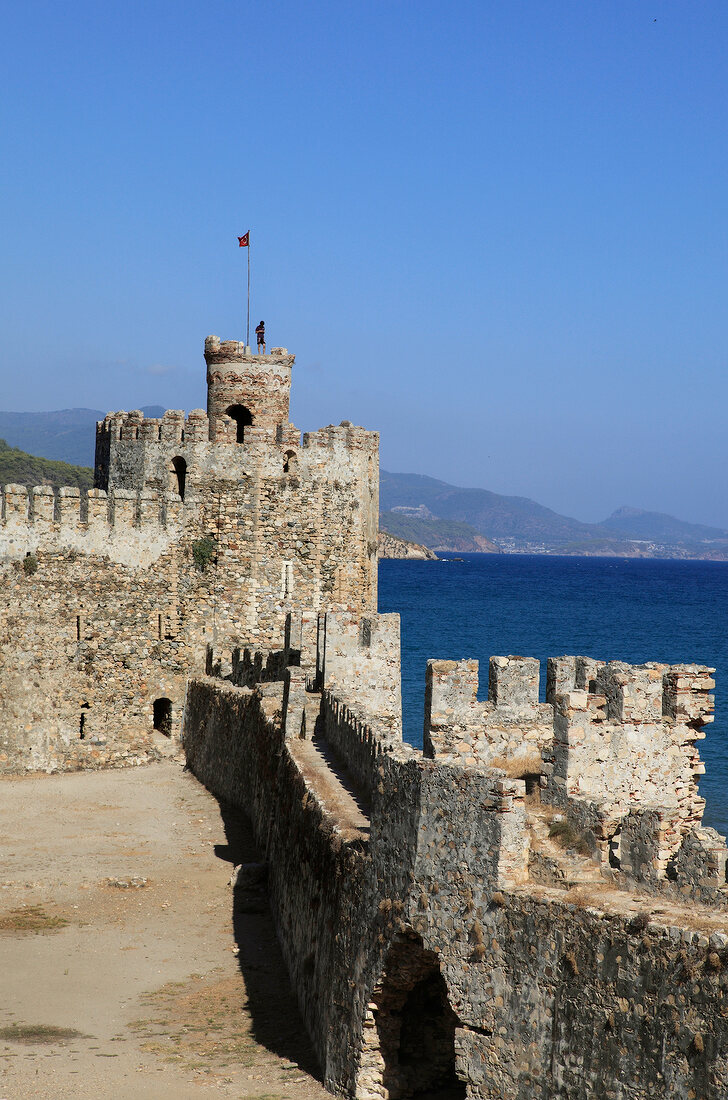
xmin=204 ymin=336 xmax=295 ymax=441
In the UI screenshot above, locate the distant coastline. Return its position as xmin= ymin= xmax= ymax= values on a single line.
xmin=2 ymin=409 xmax=727 ymax=563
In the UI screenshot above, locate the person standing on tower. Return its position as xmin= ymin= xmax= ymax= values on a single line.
xmin=255 ymin=321 xmax=266 ymax=354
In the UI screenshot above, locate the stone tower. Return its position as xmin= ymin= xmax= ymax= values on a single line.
xmin=204 ymin=336 xmax=295 ymax=439
xmin=0 ymin=332 xmax=379 ymax=772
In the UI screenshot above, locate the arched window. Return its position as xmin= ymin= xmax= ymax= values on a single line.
xmin=283 ymin=449 xmax=297 ymax=473
xmin=170 ymin=456 xmax=187 ymax=500
xmin=226 ymin=404 xmax=253 ymax=444
xmin=153 ymin=698 xmax=173 ymax=737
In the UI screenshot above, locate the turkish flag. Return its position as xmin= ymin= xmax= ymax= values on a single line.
xmin=238 ymin=232 xmax=249 ymax=247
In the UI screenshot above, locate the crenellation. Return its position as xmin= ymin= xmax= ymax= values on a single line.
xmin=488 ymin=654 xmax=539 ymax=714
xmin=0 ymin=485 xmax=184 ymax=575
xmin=277 ymin=423 xmax=301 ymax=448
xmin=575 ymin=654 xmax=604 ymax=691
xmin=138 ymin=418 xmax=160 ymax=440
xmin=87 ymin=488 xmax=109 ymax=524
xmin=424 ymin=656 xmax=553 ymax=767
xmin=210 ymin=414 xmax=236 ymax=443
xmin=30 ymin=485 xmax=55 ymax=523
xmin=663 ymin=663 xmax=716 ymax=724
xmin=120 ymin=411 xmax=143 ymax=440
xmin=184 ymin=409 xmax=209 ymax=441
xmin=57 ymin=486 xmax=81 ymax=527
xmin=595 ymin=660 xmax=667 ymax=721
xmin=541 ymin=656 xmax=723 ymax=885
xmin=545 ymin=654 xmax=576 ymax=701
xmin=3 ymin=484 xmax=30 ymax=522
xmin=160 ymin=409 xmax=185 ymax=443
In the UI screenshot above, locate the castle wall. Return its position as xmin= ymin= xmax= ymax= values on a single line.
xmin=95 ymin=412 xmax=379 ymax=648
xmin=543 ymin=660 xmax=714 ymax=871
xmin=0 ymin=484 xmax=182 ymax=567
xmin=182 ymin=670 xmax=532 ymax=1098
xmin=182 ymin=618 xmax=728 ymax=1100
xmin=423 ymin=655 xmax=553 ymax=766
xmin=0 ymin=547 xmax=190 ymax=772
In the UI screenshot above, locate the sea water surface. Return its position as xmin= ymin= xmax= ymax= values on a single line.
xmin=378 ymin=554 xmax=728 ymax=837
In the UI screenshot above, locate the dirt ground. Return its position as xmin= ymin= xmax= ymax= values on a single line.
xmin=0 ymin=760 xmax=329 ymax=1100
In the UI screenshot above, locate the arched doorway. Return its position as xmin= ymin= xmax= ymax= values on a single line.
xmin=153 ymin=698 xmax=173 ymax=737
xmin=283 ymin=449 xmax=297 ymax=473
xmin=226 ymin=404 xmax=253 ymax=443
xmin=170 ymin=456 xmax=187 ymax=500
xmin=359 ymin=933 xmax=465 ymax=1099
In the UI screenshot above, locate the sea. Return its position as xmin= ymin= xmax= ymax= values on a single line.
xmin=378 ymin=553 xmax=728 ymax=838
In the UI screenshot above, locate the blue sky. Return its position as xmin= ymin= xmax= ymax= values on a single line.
xmin=1 ymin=1 xmax=727 ymax=526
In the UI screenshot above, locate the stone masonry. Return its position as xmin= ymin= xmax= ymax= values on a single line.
xmin=0 ymin=336 xmax=378 ymax=772
xmin=184 ymin=613 xmax=728 ymax=1099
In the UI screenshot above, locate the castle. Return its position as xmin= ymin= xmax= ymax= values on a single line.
xmin=2 ymin=333 xmax=728 ymax=1097
xmin=0 ymin=337 xmax=377 ymax=771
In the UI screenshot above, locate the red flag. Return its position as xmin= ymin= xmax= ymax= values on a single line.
xmin=238 ymin=232 xmax=249 ymax=247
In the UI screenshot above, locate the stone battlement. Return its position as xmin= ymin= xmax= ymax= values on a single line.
xmin=203 ymin=334 xmax=295 ymax=366
xmin=0 ymin=484 xmax=182 ymax=564
xmin=423 ymin=651 xmax=720 ymax=887
xmin=547 ymin=654 xmax=715 ymax=725
xmin=97 ymin=408 xmax=219 ymax=444
xmin=97 ymin=407 xmax=378 ymax=455
xmin=302 ymin=423 xmax=379 ymax=454
xmin=424 ymin=655 xmax=553 ymax=765
xmin=183 ymin=609 xmax=728 ymax=1099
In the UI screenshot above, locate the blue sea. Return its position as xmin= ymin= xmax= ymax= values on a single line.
xmin=378 ymin=554 xmax=728 ymax=837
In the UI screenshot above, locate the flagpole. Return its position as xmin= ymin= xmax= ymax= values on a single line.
xmin=246 ymin=242 xmax=250 ymax=349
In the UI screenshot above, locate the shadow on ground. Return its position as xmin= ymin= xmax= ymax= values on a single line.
xmin=213 ymin=796 xmax=323 ymax=1082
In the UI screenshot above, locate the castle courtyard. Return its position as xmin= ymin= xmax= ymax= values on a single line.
xmin=0 ymin=761 xmax=327 ymax=1100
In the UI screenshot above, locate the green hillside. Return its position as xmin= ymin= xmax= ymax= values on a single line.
xmin=0 ymin=438 xmax=94 ymax=491
xmin=379 ymin=510 xmax=500 ymax=552
xmin=380 ymin=470 xmax=605 ymax=546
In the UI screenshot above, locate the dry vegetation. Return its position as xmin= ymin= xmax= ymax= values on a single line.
xmin=548 ymin=819 xmax=594 ymax=856
xmin=490 ymin=752 xmax=543 ymax=779
xmin=0 ymin=905 xmax=70 ymax=933
xmin=0 ymin=1024 xmax=82 ymax=1044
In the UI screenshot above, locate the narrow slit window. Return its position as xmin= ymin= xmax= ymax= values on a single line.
xmin=79 ymin=702 xmax=90 ymax=740
xmin=282 ymin=562 xmax=293 ymax=599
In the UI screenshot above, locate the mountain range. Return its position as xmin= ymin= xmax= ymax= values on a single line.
xmin=380 ymin=472 xmax=728 ymax=558
xmin=0 ymin=408 xmax=726 ymax=559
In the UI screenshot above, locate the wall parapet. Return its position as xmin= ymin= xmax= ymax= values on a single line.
xmin=320 ymin=688 xmax=411 ymax=804
xmin=181 ymin=630 xmax=728 ymax=1099
xmin=423 ymin=656 xmax=553 ymax=766
xmin=0 ymin=484 xmax=183 ymax=565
